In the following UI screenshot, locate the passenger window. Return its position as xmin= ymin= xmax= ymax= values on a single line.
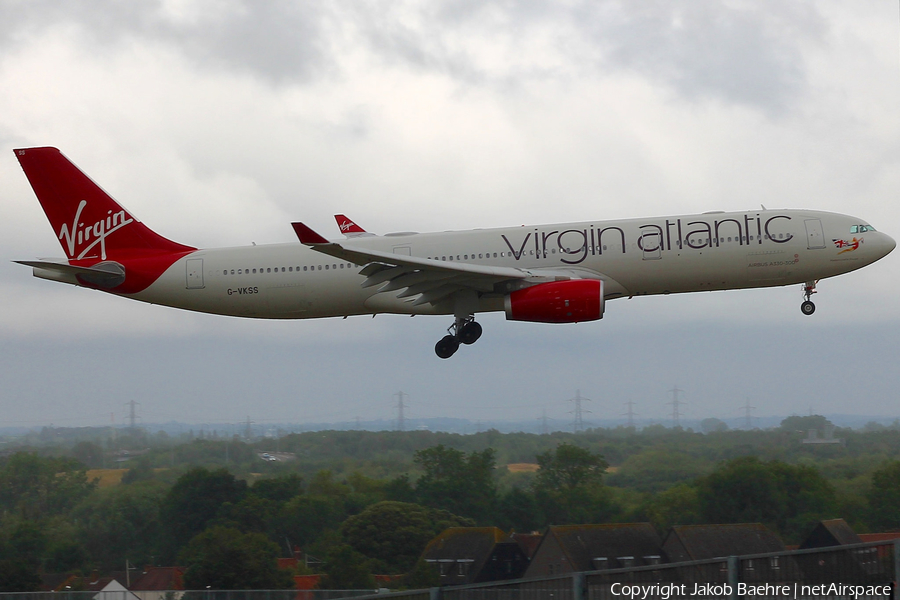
xmin=325 ymin=265 xmax=329 ymax=270
xmin=303 ymin=266 xmax=307 ymax=271
xmin=252 ymin=269 xmax=257 ymax=273
xmin=493 ymin=253 xmax=497 ymax=258
xmin=464 ymin=255 xmax=468 ymax=260
xmin=230 ymin=270 xmax=234 ymax=274
xmin=281 ymin=267 xmax=285 ymax=272
xmin=318 ymin=265 xmax=322 ymax=270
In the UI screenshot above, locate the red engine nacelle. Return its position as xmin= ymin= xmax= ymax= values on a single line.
xmin=504 ymin=280 xmax=604 ymax=324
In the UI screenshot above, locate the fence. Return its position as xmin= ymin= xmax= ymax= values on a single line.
xmin=2 ymin=541 xmax=897 ymax=600
xmin=348 ymin=539 xmax=900 ymax=600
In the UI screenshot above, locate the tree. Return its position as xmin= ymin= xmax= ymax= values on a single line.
xmin=318 ymin=544 xmax=376 ymax=590
xmin=533 ymin=443 xmax=612 ymax=525
xmin=340 ymin=501 xmax=474 ymax=574
xmin=251 ymin=474 xmax=304 ymax=503
xmin=637 ymin=483 xmax=702 ymax=531
xmin=73 ymin=480 xmax=167 ymax=570
xmin=701 ymin=418 xmax=729 ymax=433
xmin=414 ymin=445 xmax=497 ymax=522
xmin=868 ymin=460 xmax=900 ymax=530
xmin=697 ymin=456 xmax=835 ymax=542
xmin=0 ymin=453 xmax=96 ymax=520
xmin=71 ymin=441 xmax=105 ymax=468
xmin=180 ymin=526 xmax=294 ymax=589
xmin=779 ymin=415 xmax=833 ymax=433
xmin=496 ymin=487 xmax=541 ymax=532
xmin=159 ymin=467 xmax=247 ymax=562
xmin=279 ymin=495 xmax=348 ymax=548
xmin=534 ymin=443 xmax=607 ymax=492
xmin=121 ymin=457 xmax=155 ymax=484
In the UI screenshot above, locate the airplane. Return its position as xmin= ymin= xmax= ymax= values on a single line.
xmin=13 ymin=147 xmax=896 ymax=358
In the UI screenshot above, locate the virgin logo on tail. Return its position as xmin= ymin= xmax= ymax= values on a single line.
xmin=58 ymin=200 xmax=134 ymax=260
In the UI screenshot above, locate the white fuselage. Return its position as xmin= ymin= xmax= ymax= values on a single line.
xmin=125 ymin=208 xmax=894 ymax=320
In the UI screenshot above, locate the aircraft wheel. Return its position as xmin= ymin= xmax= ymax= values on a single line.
xmin=801 ymin=300 xmax=816 ymax=316
xmin=435 ymin=335 xmax=460 ymax=359
xmin=458 ymin=321 xmax=483 ymax=345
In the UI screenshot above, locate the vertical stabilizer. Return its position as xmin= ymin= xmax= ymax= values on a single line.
xmin=14 ymin=147 xmax=195 ymax=261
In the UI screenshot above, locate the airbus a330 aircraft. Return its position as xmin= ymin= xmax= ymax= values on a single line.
xmin=14 ymin=147 xmax=896 ymax=358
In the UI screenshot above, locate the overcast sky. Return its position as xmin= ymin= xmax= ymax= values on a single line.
xmin=1 ymin=1 xmax=899 ymax=429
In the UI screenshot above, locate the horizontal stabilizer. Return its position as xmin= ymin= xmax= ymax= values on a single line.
xmin=15 ymin=259 xmax=126 ymax=289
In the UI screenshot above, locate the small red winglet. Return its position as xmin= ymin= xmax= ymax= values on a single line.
xmin=291 ymin=222 xmax=330 ymax=245
xmin=334 ymin=214 xmax=366 ymax=234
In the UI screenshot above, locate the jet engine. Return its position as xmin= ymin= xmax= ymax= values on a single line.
xmin=504 ymin=279 xmax=604 ymax=323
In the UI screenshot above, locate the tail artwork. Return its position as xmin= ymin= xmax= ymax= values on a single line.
xmin=14 ymin=147 xmax=196 ymax=293
xmin=334 ymin=214 xmax=375 ymax=238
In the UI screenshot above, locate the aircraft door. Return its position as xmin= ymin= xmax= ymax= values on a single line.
xmin=641 ymin=231 xmax=662 ymax=260
xmin=186 ymin=258 xmax=204 ymax=289
xmin=393 ymin=246 xmax=412 ymax=256
xmin=805 ymin=219 xmax=826 ymax=250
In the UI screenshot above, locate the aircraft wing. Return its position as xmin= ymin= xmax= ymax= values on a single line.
xmin=292 ymin=222 xmax=592 ymax=306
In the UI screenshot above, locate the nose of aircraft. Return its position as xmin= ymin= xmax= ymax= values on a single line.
xmin=880 ymin=232 xmax=896 ymax=258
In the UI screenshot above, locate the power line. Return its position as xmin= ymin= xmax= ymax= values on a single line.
xmin=741 ymin=398 xmax=756 ymax=429
xmin=124 ymin=400 xmax=140 ymax=430
xmin=568 ymin=389 xmax=592 ymax=433
xmin=394 ymin=391 xmax=408 ymax=431
xmin=538 ymin=409 xmax=550 ymax=435
xmin=667 ymin=386 xmax=686 ymax=427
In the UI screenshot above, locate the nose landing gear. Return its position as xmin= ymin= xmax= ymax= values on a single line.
xmin=801 ymin=281 xmax=817 ymax=315
xmin=434 ymin=317 xmax=483 ymax=359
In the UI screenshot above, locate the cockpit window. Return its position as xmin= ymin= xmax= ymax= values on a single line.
xmin=851 ymin=225 xmax=876 ymax=233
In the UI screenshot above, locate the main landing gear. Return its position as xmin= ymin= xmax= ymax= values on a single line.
xmin=801 ymin=281 xmax=817 ymax=316
xmin=435 ymin=317 xmax=483 ymax=359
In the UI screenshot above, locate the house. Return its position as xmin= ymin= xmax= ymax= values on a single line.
xmin=799 ymin=519 xmax=862 ymax=549
xmin=662 ymin=523 xmax=786 ymax=583
xmin=94 ymin=580 xmax=141 ymax=600
xmin=421 ymin=527 xmax=530 ymax=585
xmin=524 ymin=523 xmax=663 ymax=579
xmin=511 ymin=532 xmax=543 ymax=560
xmin=663 ymin=523 xmax=785 ymax=562
xmin=797 ymin=521 xmax=887 ymax=584
xmin=128 ymin=567 xmax=185 ymax=600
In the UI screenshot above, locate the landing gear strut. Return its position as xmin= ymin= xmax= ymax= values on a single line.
xmin=801 ymin=281 xmax=817 ymax=316
xmin=434 ymin=316 xmax=482 ymax=359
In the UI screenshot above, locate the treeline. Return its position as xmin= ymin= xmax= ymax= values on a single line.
xmin=2 ymin=416 xmax=900 ymax=591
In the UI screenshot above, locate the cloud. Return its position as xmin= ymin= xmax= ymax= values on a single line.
xmin=0 ymin=1 xmax=898 ymax=426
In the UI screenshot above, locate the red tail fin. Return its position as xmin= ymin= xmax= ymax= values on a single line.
xmin=15 ymin=147 xmax=195 ymax=261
